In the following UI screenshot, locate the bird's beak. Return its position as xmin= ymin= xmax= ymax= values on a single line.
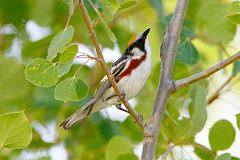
xmin=142 ymin=28 xmax=150 ymax=39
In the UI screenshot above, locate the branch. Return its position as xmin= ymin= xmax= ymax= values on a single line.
xmin=175 ymin=51 xmax=240 ymax=90
xmin=158 ymin=143 xmax=175 ymax=160
xmin=78 ymin=0 xmax=144 ymax=130
xmin=141 ymin=0 xmax=189 ymax=159
xmin=207 ymin=75 xmax=234 ymax=104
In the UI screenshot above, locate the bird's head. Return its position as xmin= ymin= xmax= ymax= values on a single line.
xmin=125 ymin=28 xmax=151 ymax=57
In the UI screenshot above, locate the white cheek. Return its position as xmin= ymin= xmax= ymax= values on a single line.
xmin=132 ymin=48 xmax=145 ymax=57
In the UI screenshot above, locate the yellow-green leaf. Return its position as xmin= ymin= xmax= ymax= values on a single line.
xmin=25 ymin=58 xmax=59 ymax=87
xmin=106 ymin=136 xmax=133 ymax=160
xmin=59 ymin=44 xmax=78 ymax=64
xmin=209 ymin=120 xmax=235 ymax=151
xmin=0 ymin=111 xmax=32 ymax=149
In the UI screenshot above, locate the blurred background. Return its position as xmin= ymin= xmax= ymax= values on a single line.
xmin=0 ymin=0 xmax=240 ymax=159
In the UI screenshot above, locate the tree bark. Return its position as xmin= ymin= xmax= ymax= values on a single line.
xmin=141 ymin=0 xmax=189 ymax=159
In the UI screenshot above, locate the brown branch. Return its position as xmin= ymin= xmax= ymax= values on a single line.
xmin=141 ymin=0 xmax=189 ymax=159
xmin=78 ymin=0 xmax=144 ymax=130
xmin=175 ymin=51 xmax=240 ymax=90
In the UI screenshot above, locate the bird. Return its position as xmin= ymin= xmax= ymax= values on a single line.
xmin=60 ymin=28 xmax=151 ymax=130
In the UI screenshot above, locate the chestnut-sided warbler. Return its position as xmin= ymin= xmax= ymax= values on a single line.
xmin=60 ymin=28 xmax=151 ymax=130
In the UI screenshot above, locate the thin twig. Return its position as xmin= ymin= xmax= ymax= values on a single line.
xmin=187 ymin=142 xmax=216 ymax=157
xmin=78 ymin=0 xmax=144 ymax=130
xmin=64 ymin=1 xmax=77 ymax=30
xmin=175 ymin=51 xmax=240 ymax=90
xmin=207 ymin=75 xmax=234 ymax=104
xmin=159 ymin=143 xmax=175 ymax=160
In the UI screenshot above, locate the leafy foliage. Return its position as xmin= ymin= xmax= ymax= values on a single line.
xmin=227 ymin=1 xmax=240 ymax=24
xmin=25 ymin=58 xmax=59 ymax=87
xmin=209 ymin=120 xmax=235 ymax=151
xmin=176 ymin=41 xmax=199 ymax=65
xmin=106 ymin=136 xmax=134 ymax=160
xmin=216 ymin=153 xmax=231 ymax=160
xmin=55 ymin=77 xmax=88 ymax=102
xmin=47 ymin=26 xmax=74 ymax=61
xmin=0 ymin=0 xmax=239 ymax=159
xmin=0 ymin=111 xmax=32 ymax=149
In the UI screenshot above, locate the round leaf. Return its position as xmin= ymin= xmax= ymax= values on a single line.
xmin=47 ymin=25 xmax=74 ymax=61
xmin=209 ymin=120 xmax=235 ymax=151
xmin=176 ymin=41 xmax=199 ymax=64
xmin=25 ymin=58 xmax=59 ymax=87
xmin=216 ymin=153 xmax=231 ymax=160
xmin=59 ymin=44 xmax=78 ymax=64
xmin=55 ymin=77 xmax=88 ymax=102
xmin=0 ymin=111 xmax=32 ymax=149
xmin=106 ymin=136 xmax=133 ymax=160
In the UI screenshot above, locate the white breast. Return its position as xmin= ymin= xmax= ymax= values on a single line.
xmin=118 ymin=51 xmax=151 ymax=100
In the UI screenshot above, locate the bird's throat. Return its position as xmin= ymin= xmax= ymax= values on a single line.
xmin=115 ymin=53 xmax=147 ymax=82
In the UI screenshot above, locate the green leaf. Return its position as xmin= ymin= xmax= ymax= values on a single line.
xmin=236 ymin=113 xmax=240 ymax=130
xmin=47 ymin=26 xmax=74 ymax=61
xmin=188 ymin=85 xmax=207 ymax=136
xmin=216 ymin=153 xmax=231 ymax=160
xmin=0 ymin=57 xmax=29 ymax=101
xmin=119 ymin=1 xmax=137 ymax=10
xmin=196 ymin=0 xmax=236 ymax=43
xmin=63 ymin=0 xmax=75 ymax=14
xmin=106 ymin=136 xmax=133 ymax=160
xmin=227 ymin=1 xmax=240 ymax=24
xmin=115 ymin=153 xmax=138 ymax=160
xmin=57 ymin=61 xmax=72 ymax=77
xmin=0 ymin=111 xmax=32 ymax=149
xmin=31 ymin=0 xmax=54 ymax=26
xmin=232 ymin=60 xmax=240 ymax=76
xmin=100 ymin=0 xmax=120 ymax=21
xmin=176 ymin=41 xmax=199 ymax=65
xmin=25 ymin=58 xmax=59 ymax=87
xmin=228 ymin=1 xmax=240 ymax=14
xmin=209 ymin=120 xmax=235 ymax=151
xmin=94 ymin=1 xmax=117 ymax=42
xmin=55 ymin=77 xmax=88 ymax=102
xmin=59 ymin=44 xmax=78 ymax=64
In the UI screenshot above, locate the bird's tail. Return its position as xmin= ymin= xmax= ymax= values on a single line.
xmin=60 ymin=98 xmax=96 ymax=130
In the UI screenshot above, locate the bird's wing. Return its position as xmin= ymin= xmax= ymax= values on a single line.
xmin=111 ymin=54 xmax=130 ymax=78
xmin=94 ymin=54 xmax=131 ymax=99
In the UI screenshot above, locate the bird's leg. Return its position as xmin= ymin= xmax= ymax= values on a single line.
xmin=115 ymin=103 xmax=129 ymax=114
xmin=115 ymin=94 xmax=129 ymax=113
